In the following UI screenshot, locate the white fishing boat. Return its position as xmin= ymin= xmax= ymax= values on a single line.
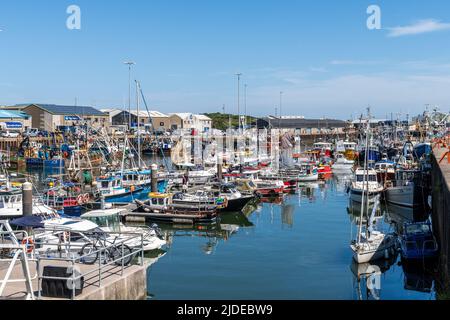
xmin=349 ymin=169 xmax=384 ymax=205
xmin=332 ymin=154 xmax=354 ymax=172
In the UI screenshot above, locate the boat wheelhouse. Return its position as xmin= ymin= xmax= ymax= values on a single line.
xmin=349 ymin=169 xmax=384 ymax=205
xmin=96 ymin=175 xmax=144 ymax=203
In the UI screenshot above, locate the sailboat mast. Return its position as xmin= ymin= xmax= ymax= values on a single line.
xmin=357 ymin=109 xmax=370 ymax=243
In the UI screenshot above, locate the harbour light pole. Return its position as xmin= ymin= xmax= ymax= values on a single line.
xmin=124 ymin=61 xmax=135 ymax=130
xmin=236 ymin=73 xmax=242 ymax=132
xmin=244 ymin=84 xmax=248 ymax=129
xmin=279 ymin=91 xmax=283 ymax=129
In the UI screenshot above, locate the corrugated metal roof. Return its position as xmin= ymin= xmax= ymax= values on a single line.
xmin=27 ymin=104 xmax=106 ymax=116
xmin=256 ymin=117 xmax=348 ymax=129
xmin=0 ymin=109 xmax=30 ymax=119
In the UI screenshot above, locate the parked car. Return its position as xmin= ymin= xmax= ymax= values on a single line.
xmin=1 ymin=131 xmax=20 ymax=138
xmin=23 ymin=128 xmax=39 ymax=137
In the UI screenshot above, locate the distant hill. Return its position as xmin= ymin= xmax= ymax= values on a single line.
xmin=204 ymin=113 xmax=256 ymax=131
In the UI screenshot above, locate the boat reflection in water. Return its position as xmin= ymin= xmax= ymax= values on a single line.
xmin=350 ymin=254 xmax=398 ymax=300
xmin=334 ymin=173 xmax=353 ymax=194
xmin=281 ymin=204 xmax=295 ymax=228
xmin=383 ymin=201 xmax=438 ymax=296
xmin=347 ymin=200 xmax=384 ymax=225
xmin=400 ymin=260 xmax=436 ymax=294
xmin=383 ymin=202 xmax=430 ymax=228
xmin=141 ymin=211 xmax=255 ymax=255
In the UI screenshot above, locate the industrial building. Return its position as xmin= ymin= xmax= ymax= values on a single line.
xmin=255 ymin=116 xmax=350 ymax=134
xmin=20 ymin=104 xmax=109 ymax=131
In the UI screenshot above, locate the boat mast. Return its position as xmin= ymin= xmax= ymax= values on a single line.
xmin=357 ymin=108 xmax=370 ymax=243
xmin=136 ymin=80 xmax=142 ymax=169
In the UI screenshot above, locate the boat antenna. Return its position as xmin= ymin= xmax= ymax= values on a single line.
xmin=137 ymin=81 xmax=171 ymax=172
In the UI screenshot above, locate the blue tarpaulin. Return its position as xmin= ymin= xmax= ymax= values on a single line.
xmin=10 ymin=216 xmax=45 ymax=228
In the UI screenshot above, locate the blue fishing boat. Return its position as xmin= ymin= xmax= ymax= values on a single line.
xmin=120 ymin=169 xmax=167 ymax=192
xmin=399 ymin=221 xmax=438 ymax=261
xmin=96 ymin=174 xmax=147 ymax=203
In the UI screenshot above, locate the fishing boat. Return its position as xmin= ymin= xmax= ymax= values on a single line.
xmin=96 ymin=174 xmax=145 ymax=203
xmin=384 ymin=169 xmax=428 ymax=208
xmin=295 ymin=163 xmax=319 ymax=182
xmin=349 ymin=169 xmax=384 ymax=205
xmin=209 ymin=183 xmax=255 ymax=212
xmin=399 ymin=221 xmax=438 ymax=261
xmin=374 ymin=160 xmax=396 ymax=183
xmin=134 ymin=192 xmax=219 ymax=224
xmin=252 ymin=179 xmax=285 ymax=197
xmin=332 ymin=153 xmax=354 ymax=172
xmin=173 ymin=183 xmax=254 ymax=212
xmin=317 ymin=164 xmax=333 ymax=177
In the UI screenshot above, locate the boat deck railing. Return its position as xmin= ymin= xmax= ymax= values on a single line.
xmin=0 ymin=222 xmax=37 ymax=300
xmin=34 ymin=229 xmax=145 ymax=300
xmin=1 ymin=221 xmax=145 ymax=300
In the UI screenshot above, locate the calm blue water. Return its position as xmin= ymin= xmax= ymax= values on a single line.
xmin=146 ymin=176 xmax=443 ymax=300
xmin=24 ymin=164 xmax=445 ymax=300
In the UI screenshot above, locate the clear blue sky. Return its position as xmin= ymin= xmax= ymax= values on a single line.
xmin=1 ymin=0 xmax=450 ymax=119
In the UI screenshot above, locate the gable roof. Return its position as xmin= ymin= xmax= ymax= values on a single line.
xmin=25 ymin=104 xmax=106 ymax=116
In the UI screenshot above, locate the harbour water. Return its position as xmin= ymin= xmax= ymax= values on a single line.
xmin=20 ymin=155 xmax=445 ymax=300
xmin=146 ymin=176 xmax=440 ymax=300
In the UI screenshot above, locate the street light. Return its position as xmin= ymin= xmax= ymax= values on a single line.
xmin=279 ymin=91 xmax=283 ymax=129
xmin=244 ymin=84 xmax=248 ymax=129
xmin=236 ymin=73 xmax=242 ymax=132
xmin=124 ymin=61 xmax=135 ymax=130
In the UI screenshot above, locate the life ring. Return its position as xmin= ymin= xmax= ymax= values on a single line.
xmin=77 ymin=194 xmax=84 ymax=205
xmin=223 ymin=197 xmax=229 ymax=208
xmin=21 ymin=238 xmax=34 ymax=254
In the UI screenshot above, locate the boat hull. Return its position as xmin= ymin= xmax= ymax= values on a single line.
xmin=351 ymin=235 xmax=396 ymax=264
xmin=384 ymin=184 xmax=427 ymax=208
xmin=349 ymin=189 xmax=382 ymax=205
xmin=221 ymin=196 xmax=255 ymax=212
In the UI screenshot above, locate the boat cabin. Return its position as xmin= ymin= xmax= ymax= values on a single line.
xmin=97 ymin=175 xmax=125 ymax=195
xmin=81 ymin=209 xmax=126 ymax=233
xmin=354 ymin=169 xmax=378 ymax=182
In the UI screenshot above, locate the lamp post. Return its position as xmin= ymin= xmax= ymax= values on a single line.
xmin=124 ymin=61 xmax=135 ymax=130
xmin=236 ymin=73 xmax=242 ymax=132
xmin=244 ymin=84 xmax=248 ymax=129
xmin=279 ymin=91 xmax=283 ymax=130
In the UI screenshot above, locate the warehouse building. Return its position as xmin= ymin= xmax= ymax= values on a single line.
xmin=101 ymin=109 xmax=171 ymax=131
xmin=255 ymin=116 xmax=350 ymax=134
xmin=21 ymin=104 xmax=108 ymax=131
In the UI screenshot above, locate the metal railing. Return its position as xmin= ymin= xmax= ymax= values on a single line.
xmin=0 ymin=225 xmax=37 ymax=300
xmin=34 ymin=229 xmax=145 ymax=300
